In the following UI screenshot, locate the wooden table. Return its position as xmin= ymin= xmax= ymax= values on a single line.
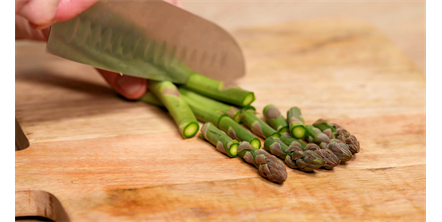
xmin=16 ymin=19 xmax=426 ymax=221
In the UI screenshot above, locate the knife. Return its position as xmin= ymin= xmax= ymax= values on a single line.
xmin=46 ymin=0 xmax=245 ymax=83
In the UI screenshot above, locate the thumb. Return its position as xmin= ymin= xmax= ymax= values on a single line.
xmin=97 ymin=69 xmax=147 ymax=100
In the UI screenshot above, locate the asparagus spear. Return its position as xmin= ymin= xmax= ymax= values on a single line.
xmin=237 ymin=141 xmax=287 ymax=183
xmin=149 ymin=80 xmax=199 ymax=138
xmin=200 ymin=122 xmax=239 ymax=157
xmin=263 ymin=105 xmax=289 ymax=134
xmin=305 ymin=125 xmax=330 ymax=145
xmin=188 ymin=103 xmax=261 ymax=149
xmin=287 ymin=107 xmax=307 ymax=139
xmin=279 ymin=133 xmax=340 ymax=169
xmin=218 ymin=117 xmax=261 ymax=149
xmin=264 ymin=136 xmax=325 ymax=172
xmin=313 ymin=119 xmax=360 ymax=154
xmin=139 ymin=90 xmax=261 ymax=148
xmin=241 ymin=110 xmax=280 ymax=139
xmin=178 ymin=87 xmax=242 ymax=122
xmin=183 ymin=73 xmax=255 ymax=107
xmin=139 ymin=91 xmax=163 ymax=106
xmin=306 ymin=125 xmax=353 ymax=162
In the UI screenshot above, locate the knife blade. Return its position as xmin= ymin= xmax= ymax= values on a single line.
xmin=46 ymin=0 xmax=245 ymax=84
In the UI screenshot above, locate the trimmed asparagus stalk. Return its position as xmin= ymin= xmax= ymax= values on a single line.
xmin=141 ymin=90 xmax=260 ymax=148
xmin=183 ymin=73 xmax=255 ymax=107
xmin=264 ymin=136 xmax=325 ymax=172
xmin=139 ymin=91 xmax=163 ymax=106
xmin=178 ymin=87 xmax=242 ymax=122
xmin=313 ymin=119 xmax=360 ymax=154
xmin=200 ymin=122 xmax=239 ymax=157
xmin=306 ymin=125 xmax=353 ymax=162
xmin=241 ymin=111 xmax=280 ymax=139
xmin=263 ymin=105 xmax=289 ymax=134
xmin=149 ymin=80 xmax=199 ymax=138
xmin=305 ymin=125 xmax=331 ymax=145
xmin=218 ymin=116 xmax=261 ymax=149
xmin=237 ymin=141 xmax=287 ymax=183
xmin=287 ymin=107 xmax=306 ymax=139
xmin=188 ymin=107 xmax=260 ymax=149
xmin=279 ymin=133 xmax=306 ymax=149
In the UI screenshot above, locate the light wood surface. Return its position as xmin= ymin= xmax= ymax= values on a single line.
xmin=15 ymin=190 xmax=70 ymax=221
xmin=183 ymin=0 xmax=426 ymax=73
xmin=15 ymin=19 xmax=425 ymax=221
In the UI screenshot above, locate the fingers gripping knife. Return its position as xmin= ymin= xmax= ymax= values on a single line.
xmin=17 ymin=0 xmax=246 ymax=151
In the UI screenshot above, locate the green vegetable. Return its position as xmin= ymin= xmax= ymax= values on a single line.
xmin=279 ymin=133 xmax=340 ymax=170
xmin=263 ymin=105 xmax=288 ymax=134
xmin=287 ymin=107 xmax=306 ymax=139
xmin=178 ymin=87 xmax=242 ymax=122
xmin=149 ymin=80 xmax=199 ymax=138
xmin=306 ymin=125 xmax=352 ymax=162
xmin=241 ymin=111 xmax=280 ymax=139
xmin=313 ymin=119 xmax=360 ymax=154
xmin=218 ymin=117 xmax=261 ymax=149
xmin=183 ymin=73 xmax=255 ymax=107
xmin=237 ymin=141 xmax=287 ymax=183
xmin=138 ymin=91 xmax=163 ymax=107
xmin=305 ymin=125 xmax=330 ymax=145
xmin=264 ymin=136 xmax=325 ymax=172
xmin=200 ymin=122 xmax=239 ymax=157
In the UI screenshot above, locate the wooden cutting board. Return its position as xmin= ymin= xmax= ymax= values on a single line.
xmin=15 ymin=19 xmax=425 ymax=221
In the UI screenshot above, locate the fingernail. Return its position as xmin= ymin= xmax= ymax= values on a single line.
xmin=115 ymin=76 xmax=143 ymax=96
xmin=30 ymin=21 xmax=56 ymax=31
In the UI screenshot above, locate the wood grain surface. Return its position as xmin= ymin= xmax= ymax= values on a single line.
xmin=15 ymin=19 xmax=425 ymax=221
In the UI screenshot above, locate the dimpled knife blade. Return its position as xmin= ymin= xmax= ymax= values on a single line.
xmin=46 ymin=0 xmax=245 ymax=83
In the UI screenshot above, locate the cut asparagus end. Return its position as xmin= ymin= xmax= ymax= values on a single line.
xmin=183 ymin=122 xmax=199 ymax=138
xmin=278 ymin=127 xmax=289 ymax=135
xmin=229 ymin=142 xmax=239 ymax=157
xmin=287 ymin=107 xmax=306 ymax=139
xmin=242 ymin=93 xmax=255 ymax=106
xmin=201 ymin=122 xmax=239 ymax=158
xmin=250 ymin=138 xmax=261 ymax=149
xmin=291 ymin=125 xmax=306 ymax=139
xmin=149 ymin=80 xmax=198 ymax=139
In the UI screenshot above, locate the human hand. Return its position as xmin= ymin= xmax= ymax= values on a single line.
xmin=16 ymin=0 xmax=182 ymax=100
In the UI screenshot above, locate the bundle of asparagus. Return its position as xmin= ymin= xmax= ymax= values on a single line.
xmin=264 ymin=136 xmax=325 ymax=172
xmin=149 ymin=80 xmax=199 ymax=139
xmin=305 ymin=125 xmax=353 ymax=162
xmin=263 ymin=105 xmax=340 ymax=170
xmin=313 ymin=119 xmax=360 ymax=154
xmin=136 ymin=74 xmax=360 ymax=182
xmin=200 ymin=122 xmax=287 ymax=183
